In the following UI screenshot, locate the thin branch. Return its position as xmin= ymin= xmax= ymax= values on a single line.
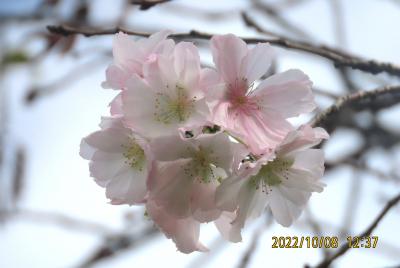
xmin=25 ymin=55 xmax=108 ymax=104
xmin=313 ymin=192 xmax=400 ymax=268
xmin=78 ymin=226 xmax=159 ymax=268
xmin=46 ymin=24 xmax=400 ymax=78
xmin=131 ymin=0 xmax=172 ymax=10
xmin=3 ymin=209 xmax=113 ymax=234
xmin=311 ymin=85 xmax=400 ymax=129
xmin=251 ymin=0 xmax=312 ymax=40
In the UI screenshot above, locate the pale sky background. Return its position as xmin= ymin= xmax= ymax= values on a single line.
xmin=0 ymin=0 xmax=400 ymax=267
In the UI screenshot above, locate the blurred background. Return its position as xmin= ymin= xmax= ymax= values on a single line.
xmin=0 ymin=0 xmax=400 ymax=267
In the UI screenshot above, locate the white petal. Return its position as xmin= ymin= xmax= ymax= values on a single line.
xmin=191 ymin=179 xmax=221 ymax=222
xmin=106 ymin=167 xmax=148 ymax=204
xmin=268 ymin=187 xmax=302 ymax=227
xmin=146 ymin=201 xmax=208 ymax=253
xmin=254 ymin=69 xmax=316 ymax=118
xmin=150 ymin=134 xmax=196 ymax=161
xmin=148 ymin=159 xmax=194 ymax=218
xmin=240 ymin=43 xmax=274 ymax=83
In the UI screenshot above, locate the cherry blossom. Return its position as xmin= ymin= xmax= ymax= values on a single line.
xmin=209 ymin=34 xmax=316 ymax=154
xmin=148 ymin=132 xmax=238 ymax=222
xmin=102 ymin=30 xmax=174 ymax=90
xmin=80 ymin=31 xmax=329 ymax=253
xmin=121 ymin=42 xmax=212 ymax=138
xmin=215 ymin=125 xmax=328 ymax=242
xmin=80 ymin=116 xmax=152 ymax=205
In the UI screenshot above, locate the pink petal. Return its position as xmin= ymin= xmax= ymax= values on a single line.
xmin=214 ymin=211 xmax=239 ymax=242
xmin=148 ymin=159 xmax=194 ymax=218
xmin=102 ymin=64 xmax=131 ymax=90
xmin=278 ymin=125 xmax=329 ymax=155
xmin=122 ymin=76 xmax=171 ymax=137
xmin=291 ymin=148 xmax=325 ymax=180
xmin=150 ymin=134 xmax=196 ymax=161
xmin=191 ymin=178 xmax=221 ymax=222
xmin=109 ymin=93 xmax=123 ymax=115
xmin=210 ymin=34 xmax=247 ymax=84
xmin=113 ymin=32 xmax=142 ymax=74
xmin=232 ymin=110 xmax=293 ymax=155
xmin=240 ymin=43 xmax=274 ymax=83
xmin=173 ymin=42 xmax=201 ymax=91
xmin=254 ymin=69 xmax=316 ymax=118
xmin=146 ymin=200 xmax=208 ymax=254
xmin=105 ymin=167 xmax=148 ymax=204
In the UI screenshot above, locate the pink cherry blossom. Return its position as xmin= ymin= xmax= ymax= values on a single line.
xmin=121 ymin=42 xmax=213 ymax=138
xmin=146 ymin=200 xmax=208 ymax=253
xmin=102 ymin=30 xmax=174 ymax=90
xmin=209 ymin=34 xmax=316 ymax=154
xmin=215 ymin=125 xmax=328 ymax=242
xmin=80 ymin=116 xmax=153 ymax=205
xmin=148 ymin=132 xmax=240 ymax=222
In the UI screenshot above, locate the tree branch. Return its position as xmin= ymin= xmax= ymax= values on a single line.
xmin=311 ymin=85 xmax=400 ymax=130
xmin=313 ymin=192 xmax=400 ymax=268
xmin=46 ymin=24 xmax=400 ymax=78
xmin=131 ymin=0 xmax=172 ymax=10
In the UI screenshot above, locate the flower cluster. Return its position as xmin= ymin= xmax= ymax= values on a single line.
xmin=80 ymin=31 xmax=329 ymax=253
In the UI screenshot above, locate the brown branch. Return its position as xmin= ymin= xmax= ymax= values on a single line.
xmin=313 ymin=192 xmax=400 ymax=268
xmin=46 ymin=24 xmax=400 ymax=78
xmin=311 ymin=85 xmax=400 ymax=130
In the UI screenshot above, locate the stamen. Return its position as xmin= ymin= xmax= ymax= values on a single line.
xmin=153 ymin=84 xmax=195 ymax=124
xmin=122 ymin=137 xmax=146 ymax=171
xmin=248 ymin=158 xmax=294 ymax=193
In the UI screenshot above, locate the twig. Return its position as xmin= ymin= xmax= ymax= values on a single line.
xmin=237 ymin=229 xmax=262 ymax=268
xmin=25 ymin=55 xmax=108 ymax=104
xmin=313 ymin=192 xmax=400 ymax=268
xmin=78 ymin=226 xmax=159 ymax=268
xmin=131 ymin=0 xmax=172 ymax=10
xmin=251 ymin=0 xmax=312 ymax=40
xmin=46 ymin=24 xmax=400 ymax=78
xmin=304 ymin=207 xmax=330 ymax=258
xmin=3 ymin=209 xmax=113 ymax=234
xmin=311 ymin=85 xmax=400 ymax=130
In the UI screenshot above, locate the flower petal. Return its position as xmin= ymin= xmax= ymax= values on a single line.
xmin=210 ymin=34 xmax=247 ymax=84
xmin=254 ymin=69 xmax=316 ymax=118
xmin=105 ymin=167 xmax=148 ymax=204
xmin=240 ymin=43 xmax=274 ymax=83
xmin=148 ymin=159 xmax=194 ymax=218
xmin=174 ymin=42 xmax=201 ymax=91
xmin=146 ymin=200 xmax=208 ymax=253
xmin=268 ymin=186 xmax=303 ymax=227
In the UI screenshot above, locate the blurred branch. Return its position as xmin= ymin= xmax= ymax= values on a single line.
xmin=25 ymin=55 xmax=108 ymax=104
xmin=131 ymin=0 xmax=172 ymax=10
xmin=311 ymin=85 xmax=400 ymax=130
xmin=250 ymin=0 xmax=312 ymax=39
xmin=46 ymin=25 xmax=400 ymax=77
xmin=78 ymin=226 xmax=159 ymax=268
xmin=2 ymin=209 xmax=113 ymax=234
xmin=313 ymin=192 xmax=400 ymax=268
xmin=304 ymin=207 xmax=330 ymax=258
xmin=11 ymin=147 xmax=26 ymax=205
xmin=237 ymin=229 xmax=262 ymax=268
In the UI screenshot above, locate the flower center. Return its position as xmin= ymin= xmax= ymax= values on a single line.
xmin=182 ymin=146 xmax=221 ymax=184
xmin=122 ymin=138 xmax=146 ymax=171
xmin=154 ymin=85 xmax=196 ymax=124
xmin=248 ymin=158 xmax=294 ymax=192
